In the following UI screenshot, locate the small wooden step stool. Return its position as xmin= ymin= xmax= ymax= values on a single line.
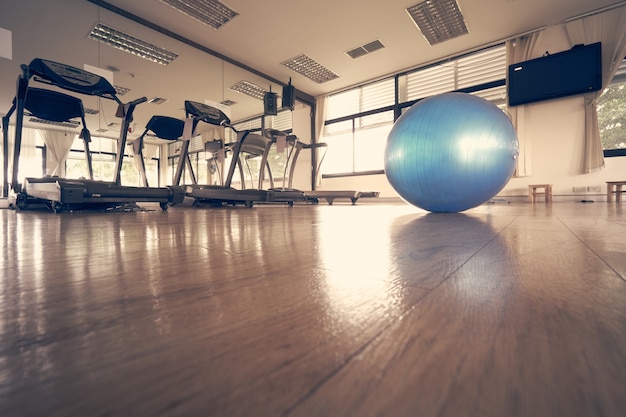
xmin=606 ymin=181 xmax=626 ymax=203
xmin=528 ymin=184 xmax=552 ymax=203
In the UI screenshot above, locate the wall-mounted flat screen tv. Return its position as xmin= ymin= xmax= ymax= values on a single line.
xmin=507 ymin=42 xmax=602 ymax=106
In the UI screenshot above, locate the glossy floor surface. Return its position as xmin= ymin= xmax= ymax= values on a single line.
xmin=1 ymin=201 xmax=625 ymax=416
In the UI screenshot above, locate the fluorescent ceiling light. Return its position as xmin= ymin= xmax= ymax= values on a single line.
xmin=159 ymin=0 xmax=238 ymax=30
xmin=148 ymin=97 xmax=169 ymax=105
xmin=29 ymin=118 xmax=80 ymax=128
xmin=88 ymin=23 xmax=179 ymax=65
xmin=406 ymin=0 xmax=469 ymax=45
xmin=84 ymin=108 xmax=100 ymax=115
xmin=1 ymin=27 xmax=13 ymax=60
xmin=281 ymin=54 xmax=339 ymax=84
xmin=114 ymin=85 xmax=131 ymax=96
xmin=228 ymin=80 xmax=266 ymax=100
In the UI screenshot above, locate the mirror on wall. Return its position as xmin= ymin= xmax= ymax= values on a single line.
xmin=0 ymin=0 xmax=305 ymax=142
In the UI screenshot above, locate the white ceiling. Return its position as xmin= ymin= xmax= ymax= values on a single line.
xmin=0 ymin=0 xmax=620 ymax=140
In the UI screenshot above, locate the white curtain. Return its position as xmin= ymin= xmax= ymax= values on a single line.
xmin=314 ymin=95 xmax=328 ymax=187
xmin=506 ymin=31 xmax=541 ymax=177
xmin=4 ymin=125 xmax=41 ymax=190
xmin=38 ymin=129 xmax=75 ymax=176
xmin=565 ymin=5 xmax=626 ymax=173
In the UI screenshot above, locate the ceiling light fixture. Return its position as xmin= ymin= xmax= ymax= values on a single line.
xmin=281 ymin=54 xmax=339 ymax=84
xmin=29 ymin=118 xmax=80 ymax=128
xmin=228 ymin=80 xmax=266 ymax=100
xmin=148 ymin=97 xmax=169 ymax=105
xmin=88 ymin=22 xmax=179 ymax=65
xmin=159 ymin=0 xmax=239 ymax=30
xmin=114 ymin=85 xmax=131 ymax=96
xmin=406 ymin=0 xmax=469 ymax=45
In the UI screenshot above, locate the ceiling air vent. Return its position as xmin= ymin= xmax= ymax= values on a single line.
xmin=220 ymin=99 xmax=236 ymax=106
xmin=84 ymin=108 xmax=100 ymax=115
xmin=346 ymin=39 xmax=385 ymax=59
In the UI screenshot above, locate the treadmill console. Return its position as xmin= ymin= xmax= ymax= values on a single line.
xmin=28 ymin=58 xmax=117 ymax=98
xmin=185 ymin=100 xmax=231 ymax=127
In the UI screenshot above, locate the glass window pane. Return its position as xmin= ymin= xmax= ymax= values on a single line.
xmin=406 ymin=64 xmax=455 ymax=101
xmin=325 ymin=119 xmax=352 ymax=136
xmin=145 ymin=159 xmax=159 ymax=187
xmin=457 ymin=46 xmax=506 ymax=89
xmin=361 ymin=78 xmax=395 ymax=113
xmin=473 ymin=85 xmax=507 ymax=109
xmin=91 ymin=156 xmax=116 ymax=182
xmin=320 ymin=131 xmax=353 ymax=175
xmin=326 ymin=89 xmax=360 ymax=120
xmin=65 ymin=153 xmax=89 ymax=179
xmin=358 ymin=111 xmax=394 ymax=129
xmin=354 ymin=122 xmax=392 ymax=172
xmin=598 ymin=80 xmax=626 ymax=150
xmin=121 ymin=160 xmax=140 ymax=186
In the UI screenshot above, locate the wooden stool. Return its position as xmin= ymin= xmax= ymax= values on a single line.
xmin=606 ymin=181 xmax=626 ymax=203
xmin=528 ymin=184 xmax=552 ymax=203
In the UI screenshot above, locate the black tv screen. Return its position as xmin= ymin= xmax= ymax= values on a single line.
xmin=507 ymin=42 xmax=602 ymax=106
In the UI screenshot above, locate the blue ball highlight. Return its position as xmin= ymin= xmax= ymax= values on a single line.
xmin=385 ymin=92 xmax=519 ymax=213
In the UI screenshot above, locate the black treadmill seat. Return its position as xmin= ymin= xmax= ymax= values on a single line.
xmin=25 ymin=88 xmax=85 ymax=122
xmin=141 ymin=115 xmax=187 ymax=141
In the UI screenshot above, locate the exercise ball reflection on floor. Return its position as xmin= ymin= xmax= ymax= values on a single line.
xmin=384 ymin=92 xmax=519 ymax=213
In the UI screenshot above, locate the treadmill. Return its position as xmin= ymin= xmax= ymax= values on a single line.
xmin=262 ymin=128 xmax=379 ymax=205
xmin=172 ymin=100 xmax=270 ymax=207
xmin=132 ymin=115 xmax=187 ymax=188
xmin=3 ymin=58 xmax=185 ymax=212
xmin=257 ymin=128 xmax=309 ymax=205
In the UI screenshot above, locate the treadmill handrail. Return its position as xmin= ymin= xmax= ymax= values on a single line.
xmin=112 ymin=97 xmax=148 ymax=185
xmin=184 ymin=100 xmax=233 ymax=129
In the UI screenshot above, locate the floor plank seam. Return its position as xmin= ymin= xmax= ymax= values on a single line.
xmin=555 ymin=215 xmax=626 ymax=283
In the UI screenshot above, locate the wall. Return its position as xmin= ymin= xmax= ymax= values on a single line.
xmin=316 ymin=93 xmax=626 ymax=202
xmin=309 ymin=25 xmax=626 ymax=202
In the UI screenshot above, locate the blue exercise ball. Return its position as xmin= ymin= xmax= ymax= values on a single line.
xmin=385 ymin=92 xmax=519 ymax=213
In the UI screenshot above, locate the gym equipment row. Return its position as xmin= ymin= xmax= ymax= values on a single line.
xmin=1 ymin=58 xmax=377 ymax=213
xmin=2 ymin=58 xmax=185 ymax=212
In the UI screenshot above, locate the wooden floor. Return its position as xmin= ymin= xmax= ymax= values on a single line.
xmin=1 ymin=200 xmax=625 ymax=417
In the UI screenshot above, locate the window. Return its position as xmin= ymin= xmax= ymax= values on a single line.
xmin=598 ymin=57 xmax=626 ymax=157
xmin=65 ymin=135 xmax=160 ymax=186
xmin=321 ymin=44 xmax=507 ymax=176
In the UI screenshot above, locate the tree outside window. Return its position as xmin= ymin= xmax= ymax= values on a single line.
xmin=598 ymin=81 xmax=626 ymax=151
